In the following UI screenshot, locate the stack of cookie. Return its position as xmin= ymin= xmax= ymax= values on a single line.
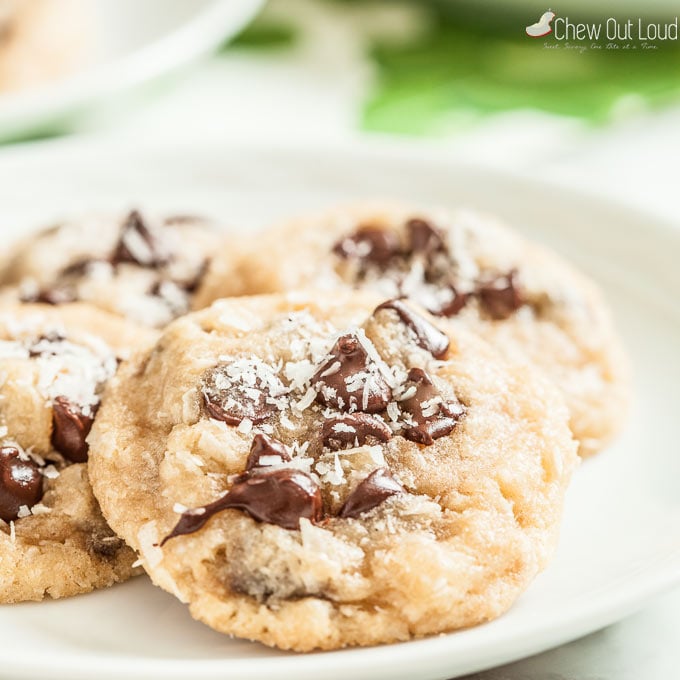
xmin=0 ymin=204 xmax=629 ymax=651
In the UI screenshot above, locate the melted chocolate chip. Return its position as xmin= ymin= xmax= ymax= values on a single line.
xmin=181 ymin=259 xmax=209 ymax=294
xmin=246 ymin=434 xmax=291 ymax=471
xmin=27 ymin=332 xmax=67 ymax=357
xmin=477 ymin=270 xmax=525 ymax=320
xmin=0 ymin=446 xmax=43 ymax=522
xmin=23 ymin=285 xmax=77 ymax=306
xmin=339 ymin=468 xmax=404 ymax=519
xmin=431 ymin=286 xmax=469 ymax=317
xmin=60 ymin=259 xmax=104 ymax=277
xmin=322 ymin=413 xmax=392 ymax=451
xmin=333 ymin=227 xmax=400 ymax=266
xmin=375 ymin=299 xmax=450 ymax=359
xmin=407 ymin=218 xmax=447 ymax=255
xmin=401 ymin=368 xmax=465 ymax=446
xmin=312 ymin=333 xmax=392 ymax=413
xmin=202 ymin=364 xmax=285 ymax=426
xmin=51 ymin=397 xmax=95 ymax=463
xmin=111 ymin=210 xmax=169 ymax=268
xmin=163 ymin=468 xmax=323 ymax=543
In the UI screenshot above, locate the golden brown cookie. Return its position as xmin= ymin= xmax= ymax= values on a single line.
xmin=89 ymin=291 xmax=578 ymax=651
xmin=199 ymin=203 xmax=630 ymax=456
xmin=1 ymin=210 xmax=222 ymax=328
xmin=0 ymin=303 xmax=155 ymax=603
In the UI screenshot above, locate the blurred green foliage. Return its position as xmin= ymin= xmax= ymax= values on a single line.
xmin=364 ymin=1 xmax=680 ymax=134
xmin=226 ymin=19 xmax=298 ymax=50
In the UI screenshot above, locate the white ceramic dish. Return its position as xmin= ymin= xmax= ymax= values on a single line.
xmin=0 ymin=0 xmax=263 ymax=141
xmin=0 ymin=139 xmax=679 ymax=680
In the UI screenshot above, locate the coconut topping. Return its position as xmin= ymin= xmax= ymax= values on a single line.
xmin=0 ymin=328 xmax=117 ymax=486
xmin=20 ymin=211 xmax=210 ymax=326
xmin=332 ymin=217 xmax=528 ymax=319
xmin=173 ymin=301 xmax=467 ymax=540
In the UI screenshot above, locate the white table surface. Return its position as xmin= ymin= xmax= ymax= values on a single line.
xmin=2 ymin=0 xmax=679 ymax=677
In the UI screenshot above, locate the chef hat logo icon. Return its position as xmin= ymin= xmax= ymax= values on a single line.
xmin=526 ymin=10 xmax=556 ymax=37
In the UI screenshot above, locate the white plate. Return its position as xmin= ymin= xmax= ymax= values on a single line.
xmin=0 ymin=0 xmax=263 ymax=141
xmin=0 ymin=140 xmax=679 ymax=680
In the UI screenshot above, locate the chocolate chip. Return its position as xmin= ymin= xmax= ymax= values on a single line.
xmin=181 ymin=259 xmax=209 ymax=294
xmin=407 ymin=218 xmax=447 ymax=255
xmin=162 ymin=468 xmax=323 ymax=543
xmin=400 ymin=368 xmax=465 ymax=446
xmin=51 ymin=397 xmax=95 ymax=463
xmin=311 ymin=333 xmax=392 ymax=413
xmin=375 ymin=299 xmax=450 ymax=359
xmin=0 ymin=446 xmax=43 ymax=522
xmin=202 ymin=363 xmax=285 ymax=426
xmin=430 ymin=286 xmax=469 ymax=317
xmin=246 ymin=434 xmax=291 ymax=471
xmin=60 ymin=259 xmax=103 ymax=278
xmin=22 ymin=285 xmax=77 ymax=306
xmin=111 ymin=210 xmax=169 ymax=268
xmin=27 ymin=332 xmax=67 ymax=357
xmin=477 ymin=270 xmax=525 ymax=320
xmin=333 ymin=227 xmax=400 ymax=266
xmin=339 ymin=468 xmax=404 ymax=519
xmin=322 ymin=413 xmax=392 ymax=451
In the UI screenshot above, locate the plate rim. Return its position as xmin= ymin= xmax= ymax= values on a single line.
xmin=0 ymin=0 xmax=265 ymax=139
xmin=0 ymin=137 xmax=679 ymax=680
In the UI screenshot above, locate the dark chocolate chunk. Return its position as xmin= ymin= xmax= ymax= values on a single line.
xmin=400 ymin=368 xmax=464 ymax=446
xmin=181 ymin=259 xmax=209 ymax=294
xmin=339 ymin=468 xmax=404 ymax=519
xmin=162 ymin=468 xmax=323 ymax=543
xmin=0 ymin=446 xmax=43 ymax=522
xmin=60 ymin=258 xmax=106 ymax=277
xmin=246 ymin=434 xmax=291 ymax=471
xmin=375 ymin=299 xmax=450 ymax=359
xmin=477 ymin=270 xmax=524 ymax=320
xmin=27 ymin=332 xmax=67 ymax=357
xmin=22 ymin=285 xmax=77 ymax=306
xmin=322 ymin=413 xmax=392 ymax=451
xmin=111 ymin=210 xmax=170 ymax=268
xmin=311 ymin=333 xmax=391 ymax=413
xmin=333 ymin=227 xmax=400 ymax=266
xmin=407 ymin=218 xmax=447 ymax=255
xmin=430 ymin=286 xmax=469 ymax=318
xmin=202 ymin=364 xmax=285 ymax=426
xmin=51 ymin=397 xmax=95 ymax=463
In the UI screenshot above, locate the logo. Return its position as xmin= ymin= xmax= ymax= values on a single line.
xmin=526 ymin=10 xmax=556 ymax=38
xmin=526 ymin=9 xmax=679 ymax=48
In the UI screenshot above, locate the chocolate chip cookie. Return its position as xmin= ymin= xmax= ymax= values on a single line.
xmin=0 ymin=210 xmax=221 ymax=328
xmin=0 ymin=304 xmax=154 ymax=603
xmin=88 ymin=291 xmax=578 ymax=651
xmin=198 ymin=203 xmax=629 ymax=456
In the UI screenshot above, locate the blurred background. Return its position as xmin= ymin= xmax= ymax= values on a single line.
xmin=1 ymin=0 xmax=680 ymax=221
xmin=0 ymin=1 xmax=678 ymax=678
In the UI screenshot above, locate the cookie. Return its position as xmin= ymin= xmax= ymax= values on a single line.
xmin=88 ymin=291 xmax=578 ymax=651
xmin=0 ymin=0 xmax=87 ymax=93
xmin=0 ymin=210 xmax=222 ymax=328
xmin=0 ymin=303 xmax=155 ymax=603
xmin=199 ymin=203 xmax=629 ymax=456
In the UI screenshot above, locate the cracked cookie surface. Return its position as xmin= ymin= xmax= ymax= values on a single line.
xmin=0 ymin=304 xmax=154 ymax=603
xmin=0 ymin=210 xmax=222 ymax=328
xmin=199 ymin=203 xmax=630 ymax=456
xmin=88 ymin=291 xmax=578 ymax=651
